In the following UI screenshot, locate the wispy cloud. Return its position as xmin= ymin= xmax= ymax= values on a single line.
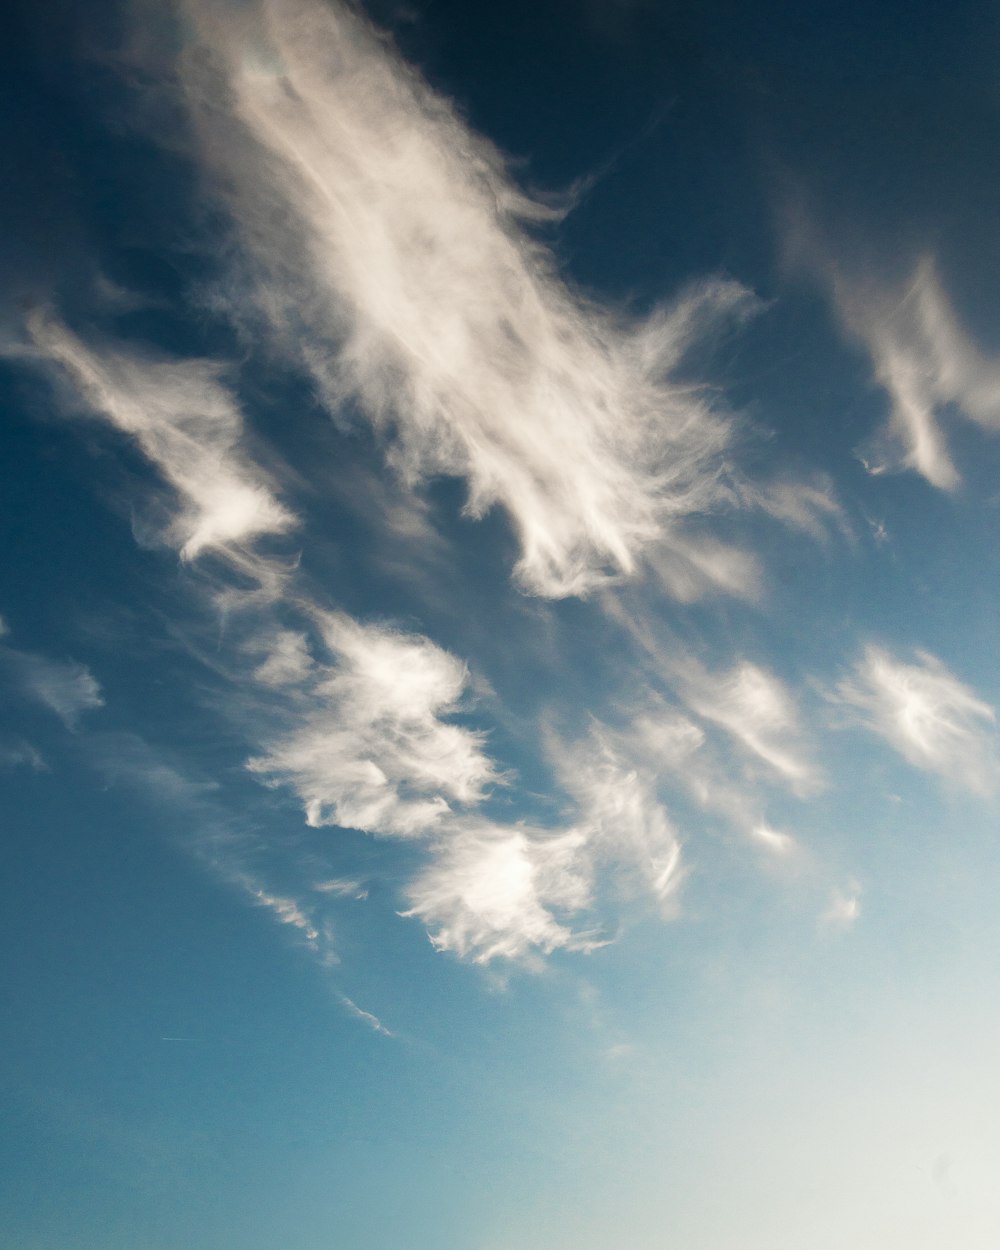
xmin=92 ymin=733 xmax=344 ymax=971
xmin=313 ymin=877 xmax=368 ymax=900
xmin=337 ymin=994 xmax=393 ymax=1037
xmin=402 ymin=820 xmax=597 ymax=964
xmin=675 ymin=657 xmax=822 ymax=795
xmin=247 ymin=611 xmax=499 ymax=836
xmin=23 ymin=314 xmax=296 ymax=561
xmin=822 ymin=881 xmax=862 ymax=930
xmin=751 ymin=822 xmax=796 ymax=854
xmin=825 ymin=257 xmax=1000 ymax=489
xmin=172 ymin=0 xmax=759 ymax=598
xmin=0 ymin=1 xmax=876 ymax=978
xmin=17 ymin=654 xmax=104 ymax=729
xmin=0 ymin=737 xmax=48 ymax=771
xmin=837 ymin=645 xmax=998 ymax=794
xmin=0 ymin=626 xmax=104 ymax=730
xmin=554 ymin=730 xmax=686 ymax=911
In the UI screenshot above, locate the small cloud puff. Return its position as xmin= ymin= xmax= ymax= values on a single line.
xmin=247 ymin=610 xmax=499 ymax=836
xmin=403 ymin=821 xmax=598 ymax=964
xmin=822 ymin=882 xmax=862 ymax=930
xmin=837 ymin=645 xmax=998 ymax=794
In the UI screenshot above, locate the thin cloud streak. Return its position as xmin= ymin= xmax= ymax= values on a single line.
xmin=0 ymin=628 xmax=104 ymax=730
xmin=673 ymin=657 xmax=822 ymax=796
xmin=175 ymin=0 xmax=759 ymax=598
xmin=92 ymin=734 xmax=343 ymax=971
xmin=826 ymin=258 xmax=1000 ymax=489
xmin=24 ymin=314 xmax=296 ymax=561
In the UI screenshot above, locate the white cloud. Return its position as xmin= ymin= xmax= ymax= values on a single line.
xmin=555 ymin=733 xmax=687 ymax=910
xmin=401 ymin=721 xmax=696 ymax=964
xmin=1 ymin=643 xmax=104 ymax=730
xmin=22 ymin=655 xmax=104 ymax=728
xmin=249 ymin=884 xmax=318 ymax=940
xmin=24 ymin=313 xmax=295 ymax=560
xmin=648 ymin=533 xmax=762 ymax=604
xmin=337 ymin=994 xmax=393 ymax=1037
xmin=247 ymin=610 xmax=499 ymax=836
xmin=313 ymin=877 xmax=368 ymax=900
xmin=828 ymin=257 xmax=1000 ymax=489
xmin=250 ymin=629 xmax=314 ymax=687
xmin=751 ymin=823 xmax=795 ymax=854
xmin=0 ymin=620 xmax=103 ymax=729
xmin=837 ymin=645 xmax=998 ymax=794
xmin=822 ymin=882 xmax=862 ymax=930
xmin=402 ymin=821 xmax=597 ymax=964
xmin=738 ymin=475 xmax=846 ymax=544
xmin=92 ymin=734 xmax=343 ymax=969
xmin=174 ymin=0 xmax=758 ymax=598
xmin=676 ymin=658 xmax=822 ymax=795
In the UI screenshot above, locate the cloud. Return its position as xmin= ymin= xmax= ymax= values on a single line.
xmin=0 ymin=635 xmax=104 ymax=730
xmin=250 ymin=629 xmax=314 ymax=687
xmin=402 ymin=820 xmax=597 ymax=964
xmin=313 ymin=877 xmax=368 ymax=900
xmin=337 ymin=994 xmax=393 ymax=1037
xmin=836 ymin=645 xmax=998 ymax=793
xmin=0 ymin=737 xmax=47 ymax=771
xmin=403 ymin=722 xmax=691 ymax=968
xmin=173 ymin=0 xmax=759 ymax=598
xmin=236 ymin=875 xmax=341 ymax=966
xmin=738 ymin=475 xmax=847 ymax=544
xmin=250 ymin=624 xmax=704 ymax=962
xmin=19 ymin=656 xmax=104 ymax=729
xmin=647 ymin=533 xmax=762 ymax=604
xmin=827 ymin=257 xmax=1000 ymax=489
xmin=247 ymin=610 xmax=499 ymax=836
xmin=554 ymin=731 xmax=687 ymax=910
xmin=751 ymin=823 xmax=795 ymax=854
xmin=23 ymin=313 xmax=296 ymax=561
xmin=92 ymin=733 xmax=343 ymax=970
xmin=675 ymin=658 xmax=822 ymax=795
xmin=822 ymin=881 xmax=861 ymax=930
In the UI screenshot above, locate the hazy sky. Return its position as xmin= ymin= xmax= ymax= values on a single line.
xmin=3 ymin=1 xmax=1000 ymax=1247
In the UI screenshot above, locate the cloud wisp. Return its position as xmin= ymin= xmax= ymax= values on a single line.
xmin=675 ymin=658 xmax=822 ymax=796
xmin=92 ymin=732 xmax=343 ymax=971
xmin=24 ymin=314 xmax=296 ymax=563
xmin=826 ymin=258 xmax=1000 ymax=489
xmin=174 ymin=0 xmax=759 ymax=598
xmin=0 ymin=624 xmax=104 ymax=730
xmin=837 ymin=645 xmax=998 ymax=794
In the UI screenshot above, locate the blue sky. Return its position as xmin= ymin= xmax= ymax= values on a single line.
xmin=3 ymin=0 xmax=1000 ymax=1246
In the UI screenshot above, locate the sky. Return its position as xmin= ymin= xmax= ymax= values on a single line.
xmin=3 ymin=0 xmax=1000 ymax=1246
